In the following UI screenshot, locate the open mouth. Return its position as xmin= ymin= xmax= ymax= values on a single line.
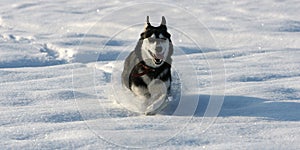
xmin=148 ymin=50 xmax=163 ymax=65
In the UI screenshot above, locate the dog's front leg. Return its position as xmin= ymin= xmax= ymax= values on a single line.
xmin=145 ymin=79 xmax=169 ymax=115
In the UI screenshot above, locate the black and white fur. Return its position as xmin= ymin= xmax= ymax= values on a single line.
xmin=121 ymin=16 xmax=173 ymax=115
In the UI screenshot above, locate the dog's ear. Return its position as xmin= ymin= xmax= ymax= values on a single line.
xmin=161 ymin=16 xmax=166 ymax=26
xmin=159 ymin=16 xmax=168 ymax=32
xmin=141 ymin=16 xmax=152 ymax=39
xmin=144 ymin=16 xmax=152 ymax=31
xmin=147 ymin=16 xmax=151 ymax=26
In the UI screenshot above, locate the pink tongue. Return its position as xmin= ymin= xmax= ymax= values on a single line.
xmin=155 ymin=53 xmax=164 ymax=60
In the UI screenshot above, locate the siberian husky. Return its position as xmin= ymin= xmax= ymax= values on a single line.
xmin=121 ymin=16 xmax=173 ymax=115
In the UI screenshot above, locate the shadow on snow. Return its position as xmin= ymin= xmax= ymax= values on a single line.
xmin=163 ymin=94 xmax=300 ymax=121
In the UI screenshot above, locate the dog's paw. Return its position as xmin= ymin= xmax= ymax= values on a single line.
xmin=144 ymin=96 xmax=170 ymax=115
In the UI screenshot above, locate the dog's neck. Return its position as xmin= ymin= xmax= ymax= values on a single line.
xmin=131 ymin=62 xmax=155 ymax=78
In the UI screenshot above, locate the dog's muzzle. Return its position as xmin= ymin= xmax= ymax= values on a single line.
xmin=148 ymin=50 xmax=164 ymax=65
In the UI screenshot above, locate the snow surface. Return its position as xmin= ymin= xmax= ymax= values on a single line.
xmin=1 ymin=0 xmax=300 ymax=149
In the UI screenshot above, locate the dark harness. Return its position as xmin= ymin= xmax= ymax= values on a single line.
xmin=131 ymin=63 xmax=155 ymax=78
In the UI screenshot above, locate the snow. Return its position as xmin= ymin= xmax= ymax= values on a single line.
xmin=1 ymin=0 xmax=299 ymax=149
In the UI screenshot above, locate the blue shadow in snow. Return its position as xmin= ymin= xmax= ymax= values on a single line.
xmin=42 ymin=111 xmax=83 ymax=123
xmin=97 ymin=51 xmax=121 ymax=61
xmin=176 ymin=46 xmax=219 ymax=55
xmin=164 ymin=94 xmax=300 ymax=121
xmin=278 ymin=20 xmax=300 ymax=32
xmin=0 ymin=59 xmax=66 ymax=68
xmin=105 ymin=40 xmax=126 ymax=46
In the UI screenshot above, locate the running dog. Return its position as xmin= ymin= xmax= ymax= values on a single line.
xmin=121 ymin=16 xmax=173 ymax=115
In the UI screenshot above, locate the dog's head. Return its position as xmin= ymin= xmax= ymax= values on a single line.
xmin=136 ymin=16 xmax=173 ymax=68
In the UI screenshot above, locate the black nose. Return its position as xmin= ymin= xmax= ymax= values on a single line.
xmin=156 ymin=47 xmax=163 ymax=53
